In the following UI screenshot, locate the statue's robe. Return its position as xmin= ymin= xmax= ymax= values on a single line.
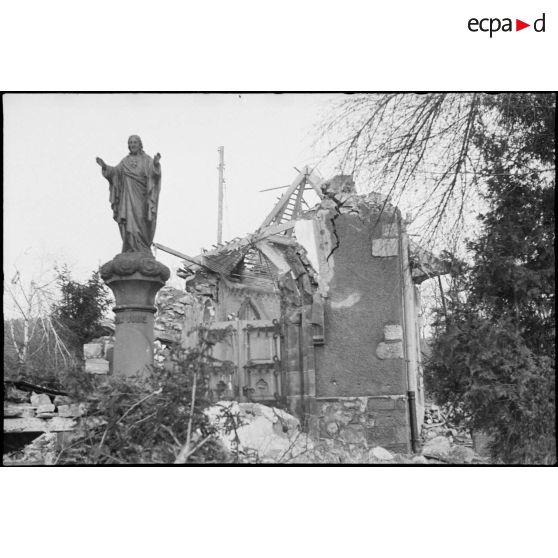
xmin=102 ymin=152 xmax=161 ymax=253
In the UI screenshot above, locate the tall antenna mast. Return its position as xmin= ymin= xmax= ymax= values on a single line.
xmin=217 ymin=146 xmax=225 ymax=244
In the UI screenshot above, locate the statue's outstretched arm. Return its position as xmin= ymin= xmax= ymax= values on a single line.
xmin=97 ymin=157 xmax=117 ymax=180
xmin=151 ymin=152 xmax=162 ymax=176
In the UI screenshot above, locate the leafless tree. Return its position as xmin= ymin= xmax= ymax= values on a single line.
xmin=318 ymin=93 xmax=554 ymax=252
xmin=4 ymin=268 xmax=73 ymax=379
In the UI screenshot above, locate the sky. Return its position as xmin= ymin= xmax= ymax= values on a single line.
xmin=3 ymin=93 xmax=341 ymax=287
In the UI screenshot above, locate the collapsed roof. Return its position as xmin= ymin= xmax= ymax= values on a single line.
xmin=161 ymin=166 xmax=449 ymax=287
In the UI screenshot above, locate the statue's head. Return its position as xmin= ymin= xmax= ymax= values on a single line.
xmin=128 ymin=135 xmax=143 ymax=155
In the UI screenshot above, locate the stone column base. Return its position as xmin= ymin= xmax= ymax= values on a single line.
xmin=101 ymin=252 xmax=170 ymax=378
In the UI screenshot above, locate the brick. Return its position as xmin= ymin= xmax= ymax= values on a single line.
xmin=372 ymin=238 xmax=398 ymax=257
xmin=373 ymin=410 xmax=408 ymax=427
xmin=53 ymin=395 xmax=72 ymax=407
xmin=36 ymin=404 xmax=55 ymax=414
xmin=4 ymin=404 xmax=35 ymax=418
xmin=383 ymin=324 xmax=402 ymax=340
xmin=376 ymin=341 xmax=403 ymax=359
xmin=339 ymin=425 xmax=366 ymax=445
xmin=367 ymin=398 xmax=397 ymax=411
xmin=84 ymin=343 xmax=104 ymax=359
xmin=4 ymin=417 xmax=77 ymax=433
xmin=30 ymin=393 xmax=52 ymax=406
xmin=85 ymin=358 xmax=109 ymax=374
xmin=366 ymin=425 xmax=397 ymax=446
xmin=372 ymin=426 xmax=396 ymax=440
xmin=374 ymin=414 xmax=398 ymax=427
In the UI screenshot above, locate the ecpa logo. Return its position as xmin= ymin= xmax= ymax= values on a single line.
xmin=468 ymin=13 xmax=546 ymax=37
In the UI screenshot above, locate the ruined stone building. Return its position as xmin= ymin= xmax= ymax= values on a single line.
xmin=158 ymin=167 xmax=448 ymax=453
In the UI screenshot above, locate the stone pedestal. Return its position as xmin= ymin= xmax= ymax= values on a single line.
xmin=100 ymin=252 xmax=170 ymax=377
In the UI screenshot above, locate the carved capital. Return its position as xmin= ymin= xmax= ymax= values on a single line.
xmin=100 ymin=252 xmax=170 ymax=283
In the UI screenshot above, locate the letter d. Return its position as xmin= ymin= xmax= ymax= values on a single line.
xmin=534 ymin=13 xmax=545 ymax=32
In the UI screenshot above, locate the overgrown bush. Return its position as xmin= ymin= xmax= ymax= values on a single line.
xmin=425 ymin=94 xmax=555 ymax=464
xmin=52 ymin=267 xmax=112 ymax=358
xmin=4 ymin=317 xmax=78 ymax=386
xmin=426 ymin=314 xmax=555 ymax=464
xmin=4 ymin=266 xmax=112 ymax=388
xmin=57 ymin=332 xmax=234 ymax=465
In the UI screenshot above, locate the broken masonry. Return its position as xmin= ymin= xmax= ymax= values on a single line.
xmin=159 ymin=167 xmax=449 ymax=453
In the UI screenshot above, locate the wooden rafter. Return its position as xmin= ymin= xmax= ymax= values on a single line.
xmin=259 ymin=166 xmax=324 ymax=234
xmin=157 ymin=167 xmax=326 ymax=276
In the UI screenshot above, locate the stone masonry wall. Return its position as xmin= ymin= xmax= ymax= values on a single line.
xmin=318 ymin=395 xmax=411 ymax=453
xmin=309 ymin=193 xmax=413 ymax=452
xmin=313 ymin=202 xmax=407 ymax=398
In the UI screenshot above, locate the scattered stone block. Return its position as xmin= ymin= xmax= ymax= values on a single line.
xmin=369 ymin=446 xmax=394 ymax=461
xmin=372 ymin=238 xmax=399 ymax=257
xmin=53 ymin=395 xmax=72 ymax=407
xmin=57 ymin=405 xmax=72 ymax=418
xmin=84 ymin=343 xmax=104 ymax=359
xmin=424 ymin=426 xmax=445 ymax=439
xmin=37 ymin=404 xmax=56 ymax=414
xmin=411 ymin=455 xmax=429 ymax=464
xmin=3 ymin=417 xmax=77 ymax=432
xmin=375 ymin=341 xmax=403 ymax=359
xmin=57 ymin=404 xmax=84 ymax=418
xmin=4 ymin=404 xmax=35 ymax=418
xmin=2 ymin=432 xmax=59 ymax=466
xmin=31 ymin=393 xmax=52 ymax=407
xmin=422 ymin=436 xmax=451 ymax=460
xmin=383 ymin=324 xmax=402 ymax=340
xmin=23 ymin=406 xmax=36 ymax=418
xmin=205 ymin=401 xmax=310 ymax=462
xmin=450 ymin=445 xmax=476 ymax=464
xmin=85 ymin=358 xmax=109 ymax=374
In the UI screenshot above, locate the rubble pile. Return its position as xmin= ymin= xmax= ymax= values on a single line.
xmin=4 ymin=388 xmax=489 ymax=464
xmin=154 ymin=286 xmax=192 ymax=345
xmin=3 ymin=433 xmax=59 ymax=465
xmin=206 ymin=401 xmax=313 ymax=463
xmin=4 ymin=386 xmax=86 ymax=421
xmin=206 ymin=402 xmax=487 ymax=464
xmin=421 ymin=402 xmax=473 ymax=447
xmin=153 ymin=287 xmax=203 ymax=369
xmin=3 ymin=385 xmax=87 ymax=465
xmin=424 ymin=404 xmax=445 ymax=426
xmin=418 ymin=402 xmax=489 ymax=464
